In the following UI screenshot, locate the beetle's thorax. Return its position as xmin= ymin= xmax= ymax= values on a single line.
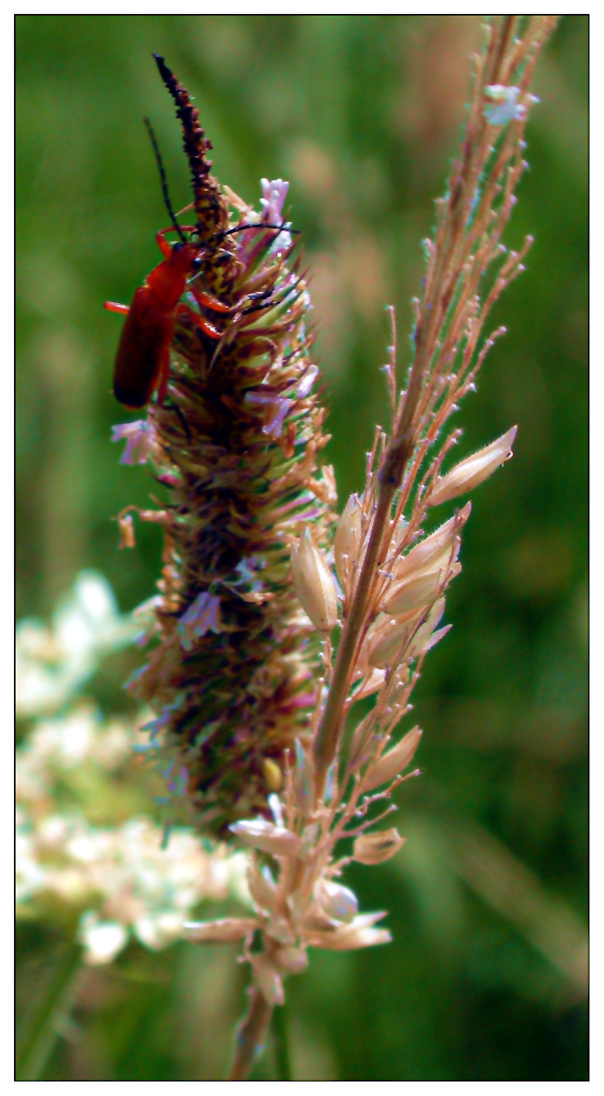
xmin=145 ymin=243 xmax=198 ymax=309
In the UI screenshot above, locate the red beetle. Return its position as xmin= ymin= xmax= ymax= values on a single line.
xmin=105 ymin=225 xmax=230 ymax=409
xmin=105 ymin=114 xmax=233 ymax=409
xmin=105 ymin=115 xmax=293 ymax=409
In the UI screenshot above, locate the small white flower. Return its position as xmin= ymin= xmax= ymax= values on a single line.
xmin=78 ymin=914 xmax=128 ymax=965
xmin=485 ymin=85 xmax=539 ymax=125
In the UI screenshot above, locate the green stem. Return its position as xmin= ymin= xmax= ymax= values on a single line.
xmin=16 ymin=941 xmax=83 ymax=1080
xmin=272 ymin=999 xmax=292 ymax=1081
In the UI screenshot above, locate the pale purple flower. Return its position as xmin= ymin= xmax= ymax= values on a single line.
xmin=112 ymin=420 xmax=152 ymax=465
xmin=177 ymin=592 xmax=222 ymax=651
xmin=228 ymin=557 xmax=261 ymax=586
xmin=235 ymin=557 xmax=260 ymax=583
xmin=245 ymin=391 xmax=295 ymax=438
xmin=141 ymin=695 xmax=186 ymax=740
xmin=274 ymin=488 xmax=323 ymax=527
xmin=297 ymin=365 xmax=319 ymax=398
xmin=260 ymin=178 xmax=289 ymax=223
xmin=163 ymin=761 xmax=189 ymax=797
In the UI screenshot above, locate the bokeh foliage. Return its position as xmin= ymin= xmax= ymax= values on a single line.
xmin=16 ymin=14 xmax=587 ymax=1081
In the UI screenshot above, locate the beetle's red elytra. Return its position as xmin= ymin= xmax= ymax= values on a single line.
xmin=105 ymin=226 xmax=231 ymax=409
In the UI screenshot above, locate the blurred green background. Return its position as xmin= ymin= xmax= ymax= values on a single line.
xmin=16 ymin=14 xmax=587 ymax=1081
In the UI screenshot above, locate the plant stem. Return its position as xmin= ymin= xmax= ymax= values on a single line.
xmin=313 ymin=337 xmax=429 ymax=799
xmin=16 ymin=941 xmax=83 ymax=1081
xmin=312 ymin=483 xmax=394 ymax=800
xmin=227 ymin=985 xmax=273 ymax=1081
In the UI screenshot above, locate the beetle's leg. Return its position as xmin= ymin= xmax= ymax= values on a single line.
xmin=105 ymin=301 xmax=130 ymax=314
xmin=156 ymin=229 xmax=174 ymax=261
xmin=156 ymin=225 xmax=200 ymax=259
xmin=176 ymin=302 xmax=222 ymax=340
xmin=189 ymin=281 xmax=233 ymax=314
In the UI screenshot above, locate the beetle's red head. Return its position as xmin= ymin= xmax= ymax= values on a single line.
xmin=170 ymin=240 xmax=202 ymax=275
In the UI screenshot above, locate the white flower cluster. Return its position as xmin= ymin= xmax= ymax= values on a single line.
xmin=16 ymin=704 xmax=250 ymax=964
xmin=18 ymin=807 xmax=248 ymax=965
xmin=16 ymin=574 xmax=252 ymax=966
xmin=16 ymin=571 xmax=137 ymax=718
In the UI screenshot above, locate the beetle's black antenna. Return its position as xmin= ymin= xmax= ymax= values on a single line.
xmin=214 ymin=221 xmax=301 ymax=241
xmin=143 ymin=116 xmax=187 ymax=245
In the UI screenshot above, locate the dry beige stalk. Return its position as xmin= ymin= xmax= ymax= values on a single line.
xmin=147 ymin=16 xmax=560 ymax=1079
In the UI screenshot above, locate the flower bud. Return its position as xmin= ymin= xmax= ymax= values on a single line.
xmin=334 ymin=494 xmax=362 ymax=591
xmin=383 ymin=570 xmax=442 ymax=616
xmin=353 ymin=828 xmax=407 ymax=864
xmin=229 ymin=818 xmax=302 ymax=857
xmin=410 ymin=623 xmax=451 ymax=658
xmin=118 ymin=513 xmax=135 ymax=550
xmin=314 ymin=877 xmax=359 ymax=923
xmin=429 ymin=427 xmax=517 ymax=506
xmin=394 ymin=504 xmax=471 ymax=584
xmin=247 ymin=862 xmax=278 ymax=914
xmin=305 ymin=912 xmax=391 ymax=950
xmin=184 ymin=918 xmax=258 ymax=943
xmin=274 ymin=944 xmax=309 ymax=974
xmin=406 ymin=599 xmax=448 ymax=658
xmin=349 ymin=712 xmax=375 ymax=769
xmin=353 ymin=668 xmax=386 ymax=700
xmin=262 ymin=757 xmax=282 ymax=791
xmin=362 ymin=726 xmax=422 ymax=791
xmin=266 ymin=912 xmax=296 ymax=945
xmin=367 ymin=618 xmax=413 ymax=668
xmin=290 ymin=529 xmax=338 ymax=632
